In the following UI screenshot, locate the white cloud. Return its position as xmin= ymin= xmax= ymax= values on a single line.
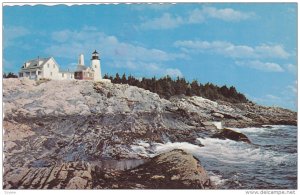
xmin=251 ymin=88 xmax=297 ymax=111
xmin=286 ymin=64 xmax=297 ymax=74
xmin=4 ymin=26 xmax=30 ymax=48
xmin=140 ymin=13 xmax=184 ymax=30
xmin=188 ymin=9 xmax=205 ymax=24
xmin=202 ymin=6 xmax=255 ymax=22
xmin=143 ymin=63 xmax=183 ymax=77
xmin=265 ymin=94 xmax=281 ymax=100
xmin=51 ymin=30 xmax=73 ymax=42
xmin=174 ymin=40 xmax=290 ymax=59
xmin=287 ymin=7 xmax=296 ymax=13
xmin=255 ymin=44 xmax=290 ymax=59
xmin=46 ymin=27 xmax=185 ymax=62
xmin=165 ymin=68 xmax=183 ymax=77
xmin=132 ymin=3 xmax=173 ymax=11
xmin=140 ymin=6 xmax=255 ymax=30
xmin=247 ymin=82 xmax=297 ymax=111
xmin=235 ymin=60 xmax=284 ymax=72
xmin=253 ymin=95 xmax=280 ymax=106
xmin=287 ymin=80 xmax=297 ymax=93
xmin=251 ymin=94 xmax=285 ymax=109
xmin=286 ymin=80 xmax=298 ymax=110
xmin=174 ymin=39 xmax=292 ymax=73
xmin=46 ymin=27 xmax=185 ymax=77
xmin=3 ymin=58 xmax=14 ymax=68
xmin=110 ymin=61 xmax=183 ymax=78
xmin=3 ymin=58 xmax=19 ymax=73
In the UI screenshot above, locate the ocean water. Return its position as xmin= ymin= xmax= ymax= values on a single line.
xmin=155 ymin=125 xmax=297 ymax=189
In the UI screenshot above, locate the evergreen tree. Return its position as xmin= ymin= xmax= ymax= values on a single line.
xmin=114 ymin=73 xmax=121 ymax=83
xmin=186 ymin=84 xmax=192 ymax=96
xmin=175 ymin=77 xmax=187 ymax=95
xmin=107 ymin=74 xmax=248 ymax=103
xmin=103 ymin=74 xmax=109 ymax=79
xmin=156 ymin=80 xmax=164 ymax=96
xmin=220 ymin=85 xmax=229 ymax=97
xmin=191 ymin=80 xmax=200 ymax=96
xmin=121 ymin=73 xmax=127 ymax=84
xmin=3 ymin=72 xmax=18 ymax=78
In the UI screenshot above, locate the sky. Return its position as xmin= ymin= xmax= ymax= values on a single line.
xmin=3 ymin=3 xmax=298 ymax=111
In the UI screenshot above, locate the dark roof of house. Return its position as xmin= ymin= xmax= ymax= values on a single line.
xmin=76 ymin=65 xmax=88 ymax=71
xmin=75 ymin=65 xmax=94 ymax=73
xmin=21 ymin=57 xmax=51 ymax=69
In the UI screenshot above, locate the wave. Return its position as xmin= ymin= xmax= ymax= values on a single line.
xmin=230 ymin=127 xmax=268 ymax=134
xmin=151 ymin=137 xmax=295 ymax=167
xmin=153 ymin=142 xmax=203 ymax=155
xmin=231 ymin=125 xmax=296 ymax=134
xmin=207 ymin=171 xmax=228 ymax=187
xmin=197 ymin=137 xmax=295 ymax=166
xmin=150 ymin=125 xmax=296 ymax=189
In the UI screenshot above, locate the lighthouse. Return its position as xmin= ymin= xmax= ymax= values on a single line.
xmin=91 ymin=50 xmax=102 ymax=81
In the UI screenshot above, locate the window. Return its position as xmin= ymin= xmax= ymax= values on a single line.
xmin=47 ymin=64 xmax=49 ymax=68
xmin=19 ymin=73 xmax=23 ymax=77
xmin=95 ymin=65 xmax=97 ymax=68
xmin=62 ymin=73 xmax=64 ymax=77
xmin=38 ymin=71 xmax=42 ymax=75
xmin=50 ymin=72 xmax=52 ymax=76
xmin=53 ymin=64 xmax=55 ymax=68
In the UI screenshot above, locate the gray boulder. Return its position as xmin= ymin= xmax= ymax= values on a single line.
xmin=212 ymin=128 xmax=251 ymax=143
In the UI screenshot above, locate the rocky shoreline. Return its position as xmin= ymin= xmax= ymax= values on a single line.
xmin=4 ymin=149 xmax=211 ymax=189
xmin=3 ymin=78 xmax=297 ymax=189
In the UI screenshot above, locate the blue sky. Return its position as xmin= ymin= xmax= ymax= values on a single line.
xmin=3 ymin=3 xmax=297 ymax=110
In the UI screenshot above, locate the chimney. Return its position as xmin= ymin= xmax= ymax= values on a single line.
xmin=37 ymin=56 xmax=40 ymax=66
xmin=78 ymin=54 xmax=84 ymax=65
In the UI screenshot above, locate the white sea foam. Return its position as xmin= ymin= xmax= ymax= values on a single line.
xmin=149 ymin=126 xmax=296 ymax=188
xmin=208 ymin=171 xmax=228 ymax=186
xmin=130 ymin=144 xmax=151 ymax=158
xmin=196 ymin=137 xmax=293 ymax=165
xmin=196 ymin=137 xmax=259 ymax=164
xmin=230 ymin=127 xmax=268 ymax=134
xmin=132 ymin=128 xmax=294 ymax=169
xmin=263 ymin=125 xmax=293 ymax=129
xmin=136 ymin=140 xmax=150 ymax=148
xmin=232 ymin=125 xmax=294 ymax=134
xmin=153 ymin=142 xmax=203 ymax=155
xmin=151 ymin=137 xmax=293 ymax=166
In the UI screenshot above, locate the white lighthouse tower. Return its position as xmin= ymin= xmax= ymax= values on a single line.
xmin=91 ymin=50 xmax=102 ymax=81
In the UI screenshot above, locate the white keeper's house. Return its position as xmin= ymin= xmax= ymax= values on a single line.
xmin=18 ymin=50 xmax=103 ymax=81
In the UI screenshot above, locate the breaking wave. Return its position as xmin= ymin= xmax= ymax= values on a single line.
xmin=152 ymin=125 xmax=297 ymax=189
